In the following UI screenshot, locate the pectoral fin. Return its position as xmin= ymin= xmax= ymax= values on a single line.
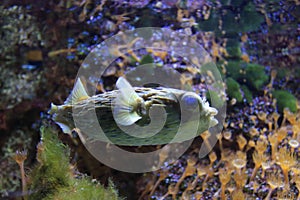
xmin=113 ymin=107 xmax=142 ymax=126
xmin=113 ymin=77 xmax=143 ymax=126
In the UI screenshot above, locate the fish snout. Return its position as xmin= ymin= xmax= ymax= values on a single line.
xmin=208 ymin=107 xmax=218 ymax=116
xmin=48 ymin=103 xmax=58 ymax=115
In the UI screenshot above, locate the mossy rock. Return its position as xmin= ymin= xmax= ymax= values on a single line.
xmin=222 ymin=2 xmax=264 ymax=33
xmin=226 ymin=39 xmax=242 ymax=58
xmin=29 ymin=126 xmax=71 ymax=199
xmin=225 ymin=61 xmax=268 ymax=93
xmin=28 ymin=126 xmax=121 ymax=200
xmin=198 ymin=1 xmax=264 ymax=34
xmin=272 ymin=90 xmax=297 ymax=113
xmin=238 ymin=2 xmax=265 ymax=32
xmin=240 ymin=84 xmax=253 ymax=103
xmin=220 ymin=0 xmax=245 ymax=6
xmin=294 ymin=67 xmax=300 ymax=79
xmin=140 ymin=54 xmax=154 ymax=65
xmin=225 ymin=60 xmax=245 ymax=80
xmin=276 ymin=68 xmax=289 ymax=80
xmin=216 ymin=61 xmax=226 ymax=79
xmin=226 ymin=77 xmax=243 ymax=102
xmin=221 ymin=9 xmax=239 ymax=33
xmin=197 ymin=10 xmax=220 ymax=33
xmin=46 ymin=179 xmax=120 ymax=200
xmin=206 ymin=90 xmax=224 ymax=109
xmin=244 ymin=63 xmax=269 ymax=90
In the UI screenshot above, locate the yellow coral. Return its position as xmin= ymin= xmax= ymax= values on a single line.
xmin=266 ymin=170 xmax=285 ymax=199
xmin=219 ymin=168 xmax=231 ymax=200
xmin=276 ymin=147 xmax=297 ymax=184
xmin=251 ymin=150 xmax=268 ymax=181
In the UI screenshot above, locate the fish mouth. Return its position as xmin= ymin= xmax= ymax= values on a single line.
xmin=204 ymin=105 xmax=218 ymax=128
xmin=208 ymin=107 xmax=218 ymax=116
xmin=209 ymin=117 xmax=219 ymax=128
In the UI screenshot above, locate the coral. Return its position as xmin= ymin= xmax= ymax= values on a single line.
xmin=13 ymin=150 xmax=28 ymax=199
xmin=138 ymin=106 xmax=300 ymax=199
xmin=0 ymin=0 xmax=298 ymax=199
xmin=250 ymin=150 xmax=268 ymax=181
xmin=265 ymin=170 xmax=285 ymax=199
xmin=0 ymin=129 xmax=33 ymax=198
xmin=276 ymin=147 xmax=297 ymax=184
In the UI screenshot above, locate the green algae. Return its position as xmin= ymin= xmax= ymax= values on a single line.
xmin=140 ymin=54 xmax=154 ymax=65
xmin=225 ymin=60 xmax=244 ymax=81
xmin=223 ymin=60 xmax=269 ymax=103
xmin=197 ymin=1 xmax=264 ymax=35
xmin=226 ymin=40 xmax=242 ymax=59
xmin=240 ymin=84 xmax=253 ymax=103
xmin=244 ymin=63 xmax=269 ymax=90
xmin=28 ymin=126 xmax=121 ymax=200
xmin=272 ymin=90 xmax=298 ymax=113
xmin=226 ymin=77 xmax=243 ymax=103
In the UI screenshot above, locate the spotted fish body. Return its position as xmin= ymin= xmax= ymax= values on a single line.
xmin=49 ymin=77 xmax=218 ymax=146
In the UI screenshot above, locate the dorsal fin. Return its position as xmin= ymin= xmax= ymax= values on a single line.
xmin=116 ymin=77 xmax=140 ymax=103
xmin=65 ymin=78 xmax=90 ymax=104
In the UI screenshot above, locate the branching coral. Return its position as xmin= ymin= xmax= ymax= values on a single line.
xmin=13 ymin=150 xmax=28 ymax=200
xmin=250 ymin=150 xmax=268 ymax=181
xmin=265 ymin=170 xmax=285 ymax=200
xmin=218 ymin=168 xmax=231 ymax=200
xmin=276 ymin=147 xmax=297 ymax=184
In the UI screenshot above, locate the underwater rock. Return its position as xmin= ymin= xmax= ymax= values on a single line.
xmin=0 ymin=68 xmax=43 ymax=110
xmin=113 ymin=0 xmax=150 ymax=8
xmin=0 ymin=6 xmax=43 ymax=63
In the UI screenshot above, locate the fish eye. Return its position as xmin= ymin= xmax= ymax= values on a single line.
xmin=181 ymin=93 xmax=199 ymax=110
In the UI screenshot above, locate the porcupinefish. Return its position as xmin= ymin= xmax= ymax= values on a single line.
xmin=49 ymin=77 xmax=218 ymax=146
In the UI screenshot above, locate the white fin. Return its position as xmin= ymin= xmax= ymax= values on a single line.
xmin=65 ymin=78 xmax=90 ymax=104
xmin=113 ymin=108 xmax=142 ymax=126
xmin=208 ymin=107 xmax=218 ymax=116
xmin=116 ymin=77 xmax=141 ymax=104
xmin=56 ymin=122 xmax=72 ymax=134
xmin=209 ymin=118 xmax=218 ymax=127
xmin=48 ymin=103 xmax=58 ymax=115
xmin=113 ymin=77 xmax=143 ymax=126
